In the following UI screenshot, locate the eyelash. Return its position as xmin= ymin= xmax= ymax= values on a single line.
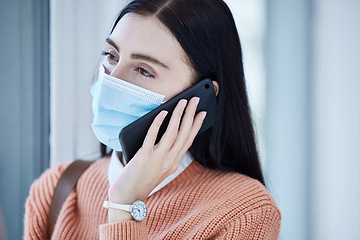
xmin=101 ymin=51 xmax=155 ymax=78
xmin=101 ymin=50 xmax=118 ymax=61
xmin=134 ymin=67 xmax=155 ymax=78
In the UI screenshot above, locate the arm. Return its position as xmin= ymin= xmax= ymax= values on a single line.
xmin=107 ymin=98 xmax=204 ymax=221
xmin=100 ymin=98 xmax=204 ymax=239
xmin=216 ymin=205 xmax=281 ymax=240
xmin=24 ymin=163 xmax=70 ymax=240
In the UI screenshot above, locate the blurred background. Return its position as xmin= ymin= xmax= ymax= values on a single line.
xmin=0 ymin=0 xmax=359 ymax=239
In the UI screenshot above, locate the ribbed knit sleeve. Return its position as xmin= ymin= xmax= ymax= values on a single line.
xmin=216 ymin=204 xmax=281 ymax=239
xmin=241 ymin=205 xmax=281 ymax=239
xmin=24 ymin=162 xmax=71 ymax=240
xmin=99 ymin=221 xmax=148 ymax=240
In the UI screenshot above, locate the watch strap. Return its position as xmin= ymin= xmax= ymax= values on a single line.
xmin=103 ymin=201 xmax=132 ymax=212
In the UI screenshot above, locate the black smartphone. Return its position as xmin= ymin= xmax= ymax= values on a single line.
xmin=119 ymin=78 xmax=218 ymax=163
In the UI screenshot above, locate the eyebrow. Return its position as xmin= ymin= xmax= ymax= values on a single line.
xmin=106 ymin=38 xmax=119 ymax=52
xmin=105 ymin=37 xmax=169 ymax=69
xmin=131 ymin=53 xmax=169 ymax=69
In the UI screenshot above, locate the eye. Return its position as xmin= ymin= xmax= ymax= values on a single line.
xmin=101 ymin=50 xmax=118 ymax=61
xmin=135 ymin=67 xmax=155 ymax=78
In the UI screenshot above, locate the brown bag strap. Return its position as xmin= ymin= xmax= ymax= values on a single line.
xmin=47 ymin=159 xmax=94 ymax=238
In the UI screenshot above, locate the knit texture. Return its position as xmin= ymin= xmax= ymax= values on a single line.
xmin=24 ymin=156 xmax=281 ymax=239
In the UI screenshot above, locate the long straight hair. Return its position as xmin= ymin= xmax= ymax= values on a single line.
xmin=108 ymin=0 xmax=265 ymax=185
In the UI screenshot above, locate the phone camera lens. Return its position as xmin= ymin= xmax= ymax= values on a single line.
xmin=205 ymin=84 xmax=210 ymax=89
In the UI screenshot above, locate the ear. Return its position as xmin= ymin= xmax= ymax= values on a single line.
xmin=212 ymin=81 xmax=219 ymax=96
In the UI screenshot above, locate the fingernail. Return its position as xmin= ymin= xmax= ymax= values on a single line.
xmin=194 ymin=97 xmax=200 ymax=106
xmin=162 ymin=111 xmax=168 ymax=118
xmin=181 ymin=99 xmax=188 ymax=108
xmin=201 ymin=111 xmax=207 ymax=120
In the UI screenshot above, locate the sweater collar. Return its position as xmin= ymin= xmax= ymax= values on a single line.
xmin=108 ymin=151 xmax=194 ymax=196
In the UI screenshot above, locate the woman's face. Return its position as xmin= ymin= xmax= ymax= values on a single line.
xmin=102 ymin=13 xmax=195 ymax=101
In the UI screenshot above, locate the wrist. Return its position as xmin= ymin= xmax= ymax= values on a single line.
xmin=108 ymin=184 xmax=140 ymax=205
xmin=108 ymin=208 xmax=133 ymax=222
xmin=104 ymin=200 xmax=147 ymax=222
xmin=108 ymin=194 xmax=139 ymax=206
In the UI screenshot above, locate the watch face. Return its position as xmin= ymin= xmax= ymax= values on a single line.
xmin=130 ymin=200 xmax=147 ymax=221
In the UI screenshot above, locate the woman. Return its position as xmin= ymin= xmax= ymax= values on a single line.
xmin=25 ymin=0 xmax=281 ymax=239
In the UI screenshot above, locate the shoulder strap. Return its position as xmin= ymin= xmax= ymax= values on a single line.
xmin=47 ymin=159 xmax=94 ymax=238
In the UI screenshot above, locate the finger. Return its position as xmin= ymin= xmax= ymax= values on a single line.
xmin=170 ymin=97 xmax=200 ymax=153
xmin=157 ymin=99 xmax=187 ymax=150
xmin=176 ymin=111 xmax=207 ymax=159
xmin=142 ymin=110 xmax=168 ymax=149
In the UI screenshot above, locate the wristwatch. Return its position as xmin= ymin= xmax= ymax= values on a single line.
xmin=103 ymin=200 xmax=147 ymax=221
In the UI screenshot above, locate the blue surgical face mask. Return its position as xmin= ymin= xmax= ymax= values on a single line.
xmin=91 ymin=65 xmax=165 ymax=151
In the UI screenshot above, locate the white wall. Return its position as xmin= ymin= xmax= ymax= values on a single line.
xmin=50 ymin=0 xmax=127 ymax=165
xmin=312 ymin=0 xmax=360 ymax=239
xmin=266 ymin=0 xmax=360 ymax=239
xmin=265 ymin=1 xmax=312 ymax=239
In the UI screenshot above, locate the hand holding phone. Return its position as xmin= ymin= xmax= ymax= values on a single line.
xmin=108 ymin=94 xmax=207 ymax=220
xmin=119 ymin=78 xmax=218 ymax=163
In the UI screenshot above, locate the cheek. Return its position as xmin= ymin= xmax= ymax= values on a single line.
xmin=161 ymin=68 xmax=195 ymax=100
xmin=162 ymin=78 xmax=193 ymax=101
xmin=102 ymin=61 xmax=114 ymax=75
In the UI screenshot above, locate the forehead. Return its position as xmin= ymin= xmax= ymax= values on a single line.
xmin=110 ymin=13 xmax=187 ymax=66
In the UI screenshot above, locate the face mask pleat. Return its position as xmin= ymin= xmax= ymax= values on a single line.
xmin=91 ymin=65 xmax=165 ymax=151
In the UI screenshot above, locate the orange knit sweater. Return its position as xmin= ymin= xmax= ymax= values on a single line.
xmin=24 ymin=156 xmax=281 ymax=239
